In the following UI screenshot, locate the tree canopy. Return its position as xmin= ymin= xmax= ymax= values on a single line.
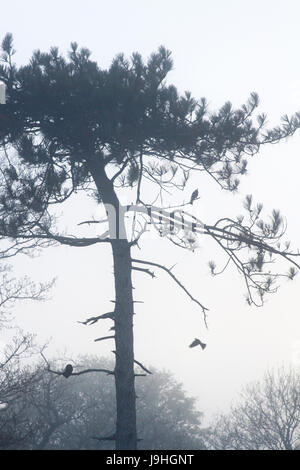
xmin=1 ymin=33 xmax=300 ymax=449
xmin=1 ymin=33 xmax=299 ymax=303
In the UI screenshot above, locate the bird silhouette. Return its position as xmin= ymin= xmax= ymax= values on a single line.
xmin=189 ymin=189 xmax=199 ymax=204
xmin=189 ymin=338 xmax=206 ymax=350
xmin=63 ymin=364 xmax=73 ymax=378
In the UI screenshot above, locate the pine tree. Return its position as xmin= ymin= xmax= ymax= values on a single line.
xmin=0 ymin=34 xmax=299 ymax=449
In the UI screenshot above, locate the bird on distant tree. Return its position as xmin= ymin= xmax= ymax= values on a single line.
xmin=189 ymin=189 xmax=199 ymax=204
xmin=62 ymin=364 xmax=73 ymax=378
xmin=189 ymin=338 xmax=206 ymax=350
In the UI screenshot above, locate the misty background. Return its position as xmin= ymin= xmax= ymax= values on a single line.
xmin=1 ymin=0 xmax=300 ymax=424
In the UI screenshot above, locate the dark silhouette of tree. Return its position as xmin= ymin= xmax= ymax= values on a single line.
xmin=207 ymin=367 xmax=300 ymax=450
xmin=0 ymin=263 xmax=52 ymax=448
xmin=0 ymin=33 xmax=300 ymax=448
xmin=0 ymin=332 xmax=43 ymax=449
xmin=1 ymin=355 xmax=206 ymax=450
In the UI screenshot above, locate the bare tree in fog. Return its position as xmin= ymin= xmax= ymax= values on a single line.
xmin=0 ymin=260 xmax=52 ymax=447
xmin=0 ymin=332 xmax=42 ymax=448
xmin=0 ymin=264 xmax=52 ymax=326
xmin=0 ymin=33 xmax=300 ymax=449
xmin=208 ymin=367 xmax=300 ymax=450
xmin=1 ymin=355 xmax=207 ymax=450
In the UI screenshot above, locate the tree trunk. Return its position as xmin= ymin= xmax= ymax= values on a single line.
xmin=87 ymin=158 xmax=137 ymax=450
xmin=112 ymin=239 xmax=137 ymax=450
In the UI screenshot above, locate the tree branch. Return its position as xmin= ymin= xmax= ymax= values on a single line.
xmin=92 ymin=434 xmax=116 ymax=442
xmin=94 ymin=335 xmax=115 ymax=343
xmin=134 ymin=359 xmax=153 ymax=375
xmin=132 ymin=266 xmax=156 ymax=278
xmin=132 ymin=258 xmax=209 ymax=327
xmin=41 ymin=352 xmax=114 ymax=377
xmin=77 ymin=311 xmax=115 ymax=325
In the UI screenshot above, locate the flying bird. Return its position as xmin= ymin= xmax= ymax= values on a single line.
xmin=189 ymin=338 xmax=206 ymax=350
xmin=189 ymin=189 xmax=199 ymax=205
xmin=63 ymin=364 xmax=73 ymax=378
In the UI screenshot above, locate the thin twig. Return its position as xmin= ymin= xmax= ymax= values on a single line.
xmin=134 ymin=359 xmax=153 ymax=375
xmin=94 ymin=335 xmax=115 ymax=343
xmin=132 ymin=266 xmax=156 ymax=278
xmin=77 ymin=312 xmax=115 ymax=325
xmin=132 ymin=258 xmax=209 ymax=327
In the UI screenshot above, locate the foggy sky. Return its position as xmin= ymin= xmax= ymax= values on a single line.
xmin=1 ymin=0 xmax=300 ymax=422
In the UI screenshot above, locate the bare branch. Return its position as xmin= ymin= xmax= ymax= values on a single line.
xmin=132 ymin=266 xmax=156 ymax=278
xmin=94 ymin=335 xmax=115 ymax=343
xmin=41 ymin=352 xmax=114 ymax=377
xmin=132 ymin=258 xmax=209 ymax=327
xmin=16 ymin=231 xmax=112 ymax=247
xmin=77 ymin=218 xmax=108 ymax=226
xmin=92 ymin=434 xmax=116 ymax=442
xmin=77 ymin=311 xmax=115 ymax=325
xmin=111 ymin=351 xmax=152 ymax=375
xmin=134 ymin=359 xmax=153 ymax=375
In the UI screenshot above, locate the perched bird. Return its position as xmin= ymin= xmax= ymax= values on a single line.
xmin=189 ymin=189 xmax=199 ymax=205
xmin=189 ymin=338 xmax=206 ymax=350
xmin=62 ymin=364 xmax=73 ymax=378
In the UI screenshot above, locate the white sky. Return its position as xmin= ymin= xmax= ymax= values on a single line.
xmin=1 ymin=0 xmax=300 ymax=423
